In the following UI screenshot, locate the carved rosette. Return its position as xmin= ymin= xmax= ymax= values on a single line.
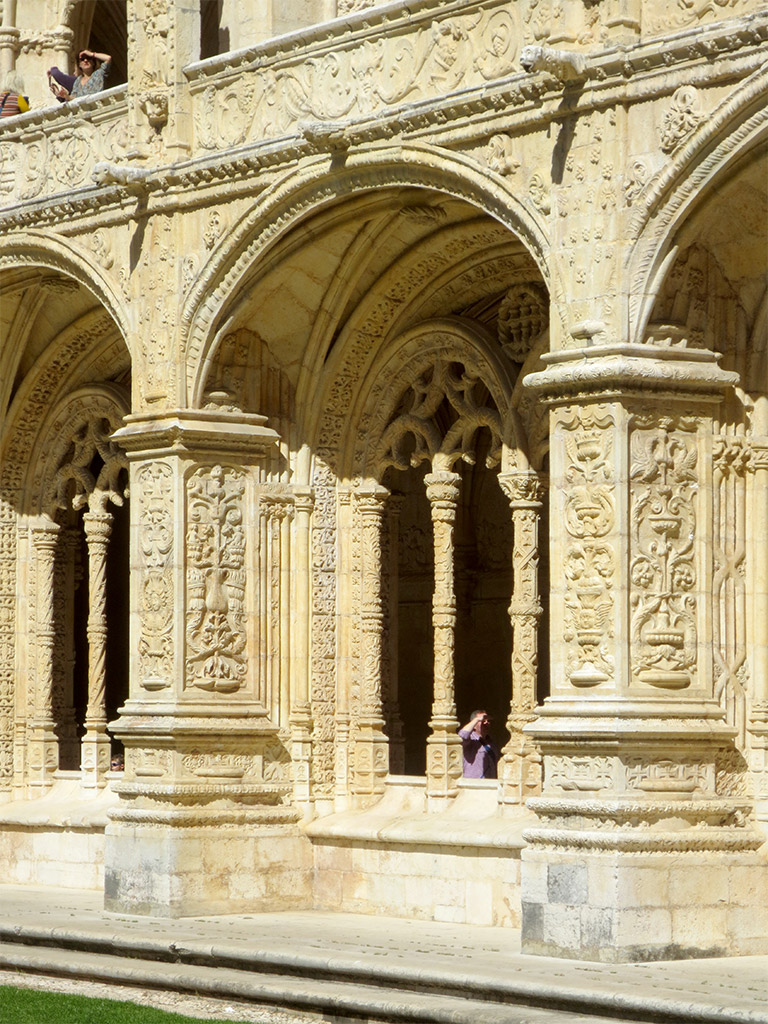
xmin=559 ymin=406 xmax=617 ymax=688
xmin=185 ymin=464 xmax=248 ymax=693
xmin=137 ymin=462 xmax=174 ymax=690
xmin=629 ymin=418 xmax=698 ymax=690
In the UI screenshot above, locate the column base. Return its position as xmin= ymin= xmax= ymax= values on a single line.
xmin=104 ymin=819 xmax=312 ymax=917
xmin=522 ymin=845 xmax=768 ymax=961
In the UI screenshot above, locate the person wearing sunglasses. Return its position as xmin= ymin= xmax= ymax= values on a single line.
xmin=48 ymin=48 xmax=112 ymax=101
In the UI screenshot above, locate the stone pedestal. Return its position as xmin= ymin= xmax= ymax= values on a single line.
xmin=521 ymin=344 xmax=768 ymax=960
xmin=106 ymin=409 xmax=311 ymax=916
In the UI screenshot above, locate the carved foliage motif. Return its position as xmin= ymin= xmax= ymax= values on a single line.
xmin=630 ymin=419 xmax=699 ymax=689
xmin=660 ymin=86 xmax=706 ymax=154
xmin=646 ymin=0 xmax=755 ymax=33
xmin=137 ymin=462 xmax=174 ymax=690
xmin=194 ymin=5 xmax=521 ymax=149
xmin=185 ymin=465 xmax=248 ymax=693
xmin=8 ymin=105 xmax=128 ymax=204
xmin=560 ymin=406 xmax=616 ymax=687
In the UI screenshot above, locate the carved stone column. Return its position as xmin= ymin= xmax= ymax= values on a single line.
xmin=54 ymin=526 xmax=80 ymax=771
xmin=521 ymin=346 xmax=767 ymax=961
xmin=424 ymin=471 xmax=462 ymax=807
xmin=106 ymin=409 xmax=312 ymax=917
xmin=289 ymin=487 xmax=314 ymax=814
xmin=352 ymin=483 xmax=390 ymax=802
xmin=81 ymin=510 xmax=113 ymax=789
xmin=28 ymin=518 xmax=60 ymax=792
xmin=748 ymin=441 xmax=768 ymax=824
xmin=497 ymin=470 xmax=544 ymax=807
xmin=385 ymin=494 xmax=405 ymax=775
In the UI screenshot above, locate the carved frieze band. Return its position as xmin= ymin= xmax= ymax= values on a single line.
xmin=194 ymin=4 xmax=523 ymax=151
xmin=186 ymin=464 xmax=248 ymax=693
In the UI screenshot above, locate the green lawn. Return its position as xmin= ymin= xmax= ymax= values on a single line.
xmin=0 ymin=984 xmax=253 ymax=1023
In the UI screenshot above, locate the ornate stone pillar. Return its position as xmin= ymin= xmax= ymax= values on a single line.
xmin=748 ymin=440 xmax=768 ymax=824
xmin=352 ymin=483 xmax=390 ymax=801
xmin=289 ymin=487 xmax=314 ymax=814
xmin=424 ymin=470 xmax=462 ymax=807
xmin=497 ymin=470 xmax=544 ymax=807
xmin=28 ymin=518 xmax=60 ymax=792
xmin=81 ymin=510 xmax=113 ymax=789
xmin=521 ymin=346 xmax=767 ymax=961
xmin=54 ymin=526 xmax=80 ymax=771
xmin=106 ymin=408 xmax=312 ymax=916
xmin=385 ymin=494 xmax=405 ymax=775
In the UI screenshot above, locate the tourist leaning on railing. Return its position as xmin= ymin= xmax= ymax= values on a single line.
xmin=48 ymin=49 xmax=111 ymax=101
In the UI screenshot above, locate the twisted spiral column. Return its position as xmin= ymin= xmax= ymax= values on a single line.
xmin=81 ymin=510 xmax=113 ymax=788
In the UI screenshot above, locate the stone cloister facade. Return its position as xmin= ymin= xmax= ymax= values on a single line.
xmin=0 ymin=0 xmax=766 ymax=962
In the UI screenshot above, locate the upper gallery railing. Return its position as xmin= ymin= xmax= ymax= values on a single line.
xmin=0 ymin=85 xmax=128 ymax=208
xmin=0 ymin=0 xmax=764 ymax=208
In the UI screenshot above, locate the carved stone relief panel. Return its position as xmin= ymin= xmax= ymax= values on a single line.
xmin=712 ymin=437 xmax=750 ymax=741
xmin=309 ymin=454 xmax=338 ymax=798
xmin=192 ymin=2 xmax=524 ymax=150
xmin=1 ymin=99 xmax=128 ymax=205
xmin=557 ymin=404 xmax=617 ymax=689
xmin=623 ymin=755 xmax=713 ymax=795
xmin=644 ymin=0 xmax=759 ymax=36
xmin=552 ymin=108 xmax=621 ymax=344
xmin=185 ymin=464 xmax=248 ymax=694
xmin=546 ymin=754 xmax=615 ymax=793
xmin=629 ymin=416 xmax=700 ymax=691
xmin=0 ymin=502 xmax=15 ymax=788
xmin=136 ymin=461 xmax=174 ymax=691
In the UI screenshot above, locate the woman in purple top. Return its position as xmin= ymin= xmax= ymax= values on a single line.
xmin=458 ymin=710 xmax=499 ymax=779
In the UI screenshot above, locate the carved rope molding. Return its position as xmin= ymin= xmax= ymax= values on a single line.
xmin=628 ymin=59 xmax=768 ymax=336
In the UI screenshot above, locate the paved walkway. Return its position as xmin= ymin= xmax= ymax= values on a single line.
xmin=0 ymin=885 xmax=766 ymax=1022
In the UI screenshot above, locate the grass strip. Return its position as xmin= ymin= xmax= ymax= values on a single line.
xmin=0 ymin=984 xmax=253 ymax=1023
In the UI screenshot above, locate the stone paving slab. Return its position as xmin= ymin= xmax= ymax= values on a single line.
xmin=0 ymin=885 xmax=766 ymax=1023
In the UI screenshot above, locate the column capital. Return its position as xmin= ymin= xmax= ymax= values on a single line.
xmin=113 ymin=408 xmax=279 ymax=463
xmin=498 ymin=469 xmax=545 ymax=507
xmin=524 ymin=345 xmax=738 ymax=405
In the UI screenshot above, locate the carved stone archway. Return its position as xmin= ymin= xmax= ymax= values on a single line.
xmin=332 ymin=317 xmax=546 ymax=809
xmin=24 ymin=384 xmax=130 ymax=791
